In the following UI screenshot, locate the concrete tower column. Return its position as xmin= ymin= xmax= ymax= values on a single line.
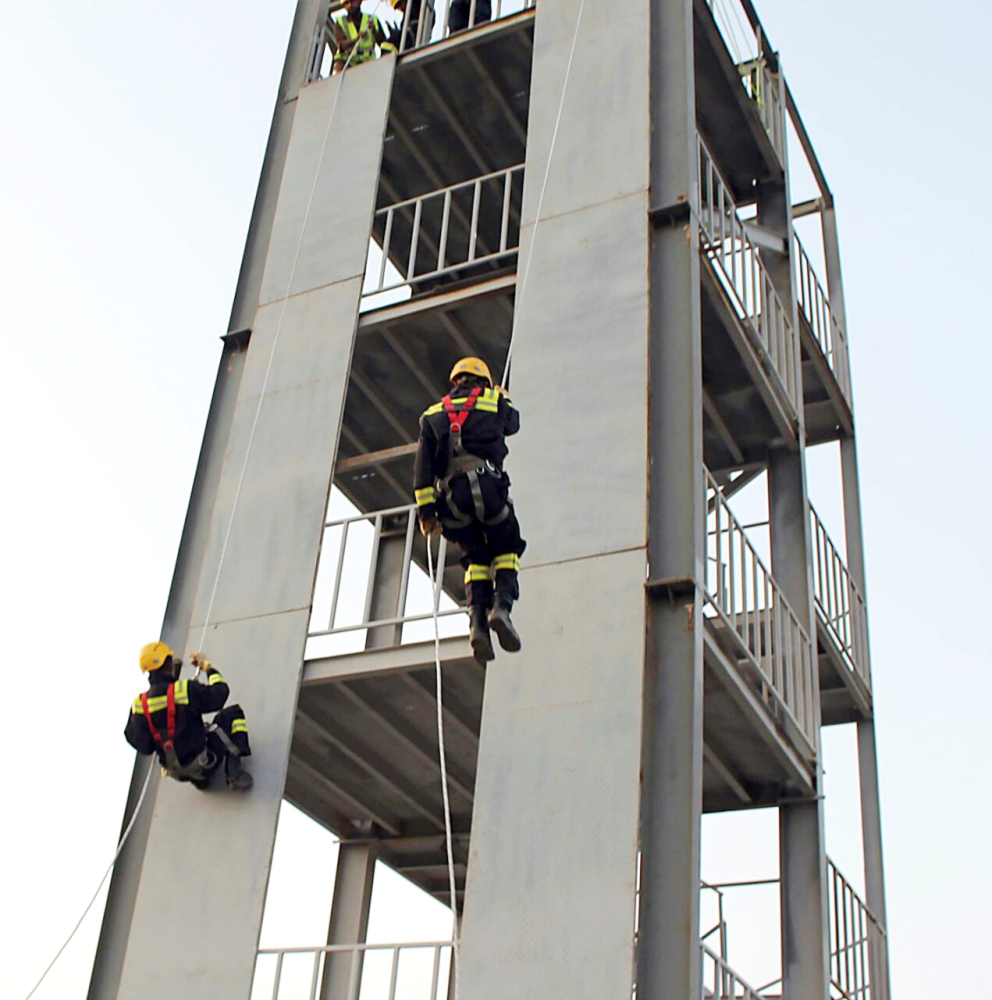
xmin=113 ymin=55 xmax=396 ymax=1000
xmin=457 ymin=1 xmax=653 ymax=995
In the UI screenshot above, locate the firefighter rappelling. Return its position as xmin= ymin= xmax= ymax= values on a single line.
xmin=414 ymin=357 xmax=526 ymax=663
xmin=125 ymin=642 xmax=254 ymax=791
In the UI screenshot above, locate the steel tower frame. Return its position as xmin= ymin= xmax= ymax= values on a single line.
xmin=90 ymin=2 xmax=889 ymax=998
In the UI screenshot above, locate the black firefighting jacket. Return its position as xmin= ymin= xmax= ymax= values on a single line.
xmin=124 ymin=668 xmax=230 ymax=767
xmin=413 ymin=384 xmax=519 ymax=521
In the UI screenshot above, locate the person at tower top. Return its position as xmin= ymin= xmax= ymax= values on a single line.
xmin=386 ymin=0 xmax=424 ymax=52
xmin=413 ymin=357 xmax=526 ymax=663
xmin=448 ymin=0 xmax=492 ymax=33
xmin=331 ymin=0 xmax=396 ymax=74
xmin=124 ymin=643 xmax=253 ymax=791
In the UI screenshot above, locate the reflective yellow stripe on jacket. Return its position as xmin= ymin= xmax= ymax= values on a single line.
xmin=415 ymin=486 xmax=436 ymax=507
xmin=131 ymin=680 xmax=190 ymax=714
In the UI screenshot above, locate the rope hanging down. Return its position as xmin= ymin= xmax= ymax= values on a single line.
xmin=19 ymin=15 xmax=385 ymax=999
xmin=427 ymin=540 xmax=462 ymax=1000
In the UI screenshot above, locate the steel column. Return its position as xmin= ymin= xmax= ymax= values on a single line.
xmin=761 ymin=68 xmax=831 ymax=1000
xmin=638 ymin=0 xmax=704 ymax=997
xmin=769 ymin=447 xmax=829 ymax=1000
xmin=826 ymin=197 xmax=891 ymax=996
xmin=320 ymin=841 xmax=378 ymax=1000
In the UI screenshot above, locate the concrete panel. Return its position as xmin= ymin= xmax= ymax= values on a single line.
xmin=259 ymin=58 xmax=395 ymax=305
xmin=459 ymin=549 xmax=644 ymax=999
xmin=117 ymin=608 xmax=311 ymax=1000
xmin=507 ymin=192 xmax=649 ymax=567
xmin=190 ymin=279 xmax=361 ymax=626
xmin=520 ymin=0 xmax=650 ymax=227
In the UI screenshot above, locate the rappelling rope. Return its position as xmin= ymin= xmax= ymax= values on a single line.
xmin=500 ymin=0 xmax=586 ymax=389
xmin=19 ymin=15 xmax=386 ymax=999
xmin=21 ymin=763 xmax=156 ymax=1000
xmin=426 ymin=539 xmax=461 ymax=999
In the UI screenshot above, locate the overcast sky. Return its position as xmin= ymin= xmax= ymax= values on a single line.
xmin=2 ymin=1 xmax=989 ymax=998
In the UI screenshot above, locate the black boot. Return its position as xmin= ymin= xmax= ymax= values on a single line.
xmin=470 ymin=605 xmax=495 ymax=663
xmin=488 ymin=600 xmax=521 ymax=653
xmin=226 ymin=754 xmax=254 ymax=791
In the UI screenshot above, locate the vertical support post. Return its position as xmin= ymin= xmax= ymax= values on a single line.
xmin=320 ymin=840 xmax=378 ymax=1000
xmin=760 ymin=67 xmax=831 ymax=1000
xmin=364 ymin=514 xmax=410 ymax=648
xmin=639 ymin=1 xmax=704 ymax=998
xmin=824 ymin=189 xmax=890 ymax=1000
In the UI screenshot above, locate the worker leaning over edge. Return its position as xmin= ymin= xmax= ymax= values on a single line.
xmin=414 ymin=357 xmax=526 ymax=663
xmin=125 ymin=643 xmax=253 ymax=791
xmin=331 ymin=0 xmax=396 ymax=74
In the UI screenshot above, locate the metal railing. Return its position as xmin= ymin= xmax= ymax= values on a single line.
xmin=697 ymin=136 xmax=800 ymax=419
xmin=810 ymin=505 xmax=871 ymax=691
xmin=701 ymin=945 xmax=771 ymax=1000
xmin=257 ymin=940 xmax=772 ymax=1000
xmin=254 ymin=940 xmax=453 ymax=1000
xmin=705 ymin=469 xmax=817 ymax=752
xmin=739 ymin=58 xmax=785 ymax=164
xmin=308 ymin=503 xmax=466 ymax=642
xmin=794 ymin=232 xmax=853 ymax=409
xmin=828 ymin=860 xmax=888 ymax=1000
xmin=364 ymin=164 xmax=524 ymax=298
xmin=307 ymin=0 xmax=537 ymax=79
xmin=701 ymin=0 xmax=785 ymax=166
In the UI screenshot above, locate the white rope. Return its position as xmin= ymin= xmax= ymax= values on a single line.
xmin=20 ymin=15 xmax=388 ymax=998
xmin=500 ymin=0 xmax=586 ymax=388
xmin=22 ymin=763 xmax=157 ymax=1000
xmin=426 ymin=538 xmax=461 ymax=1000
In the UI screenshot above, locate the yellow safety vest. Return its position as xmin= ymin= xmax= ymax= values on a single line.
xmin=333 ymin=13 xmax=394 ymax=65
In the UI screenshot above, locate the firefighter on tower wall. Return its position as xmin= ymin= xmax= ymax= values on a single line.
xmin=125 ymin=642 xmax=253 ymax=791
xmin=414 ymin=357 xmax=526 ymax=663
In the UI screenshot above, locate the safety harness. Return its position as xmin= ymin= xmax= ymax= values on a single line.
xmin=140 ymin=684 xmax=217 ymax=782
xmin=436 ymin=387 xmax=510 ymax=529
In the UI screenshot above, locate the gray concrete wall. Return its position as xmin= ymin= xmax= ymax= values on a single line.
xmin=458 ymin=0 xmax=651 ymax=995
xmin=114 ymin=59 xmax=394 ymax=1000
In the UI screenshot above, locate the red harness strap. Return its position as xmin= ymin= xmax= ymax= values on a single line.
xmin=442 ymin=386 xmax=483 ymax=438
xmin=140 ymin=684 xmax=177 ymax=753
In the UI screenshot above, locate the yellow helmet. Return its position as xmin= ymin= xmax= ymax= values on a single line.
xmin=139 ymin=641 xmax=174 ymax=673
xmin=449 ymin=357 xmax=492 ymax=387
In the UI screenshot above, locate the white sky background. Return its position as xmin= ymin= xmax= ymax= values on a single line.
xmin=1 ymin=0 xmax=989 ymax=997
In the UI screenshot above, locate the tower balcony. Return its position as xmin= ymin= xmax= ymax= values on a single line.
xmin=697 ymin=468 xmax=817 ymax=811
xmin=810 ymin=505 xmax=872 ymax=723
xmin=794 ymin=232 xmax=854 ymax=442
xmin=697 ymin=136 xmax=801 ymax=469
xmin=694 ymin=0 xmax=786 ymax=198
xmin=252 ymin=858 xmax=887 ymax=1000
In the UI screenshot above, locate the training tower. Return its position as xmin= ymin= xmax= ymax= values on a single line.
xmin=91 ymin=1 xmax=890 ymax=998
